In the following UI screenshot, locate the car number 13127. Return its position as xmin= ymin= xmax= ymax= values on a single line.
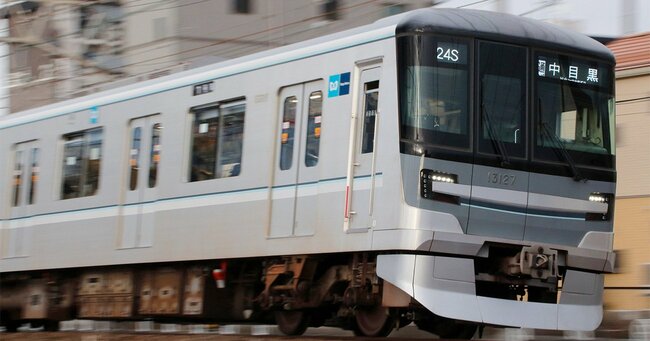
xmin=487 ymin=172 xmax=516 ymax=186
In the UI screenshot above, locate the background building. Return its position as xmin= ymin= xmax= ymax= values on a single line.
xmin=604 ymin=33 xmax=650 ymax=312
xmin=3 ymin=0 xmax=650 ymax=115
xmin=0 ymin=0 xmax=434 ymax=114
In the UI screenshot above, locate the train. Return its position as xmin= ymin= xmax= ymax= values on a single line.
xmin=0 ymin=7 xmax=616 ymax=339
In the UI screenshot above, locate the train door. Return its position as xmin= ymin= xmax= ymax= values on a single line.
xmin=269 ymin=81 xmax=323 ymax=237
xmin=119 ymin=115 xmax=162 ymax=248
xmin=345 ymin=66 xmax=381 ymax=231
xmin=7 ymin=141 xmax=40 ymax=257
xmin=467 ymin=41 xmax=529 ymax=240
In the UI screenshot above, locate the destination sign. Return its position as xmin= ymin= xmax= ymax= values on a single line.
xmin=436 ymin=42 xmax=468 ymax=65
xmin=536 ymin=54 xmax=608 ymax=87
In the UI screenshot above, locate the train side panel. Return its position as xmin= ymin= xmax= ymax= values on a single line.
xmin=0 ymin=35 xmax=397 ymax=273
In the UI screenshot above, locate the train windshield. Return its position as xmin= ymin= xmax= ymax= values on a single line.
xmin=398 ymin=35 xmax=615 ymax=171
xmin=398 ymin=35 xmax=471 ymax=151
xmin=534 ymin=52 xmax=615 ymax=169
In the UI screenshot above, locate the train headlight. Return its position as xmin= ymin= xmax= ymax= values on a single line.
xmin=426 ymin=171 xmax=457 ymax=184
xmin=588 ymin=194 xmax=608 ymax=203
xmin=586 ymin=192 xmax=613 ymax=221
xmin=420 ymin=169 xmax=460 ymax=204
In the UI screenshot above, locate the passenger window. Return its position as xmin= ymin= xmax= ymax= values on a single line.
xmin=149 ymin=123 xmax=162 ymax=188
xmin=12 ymin=150 xmax=23 ymax=207
xmin=361 ymin=81 xmax=379 ymax=154
xmin=28 ymin=148 xmax=39 ymax=205
xmin=129 ymin=127 xmax=142 ymax=191
xmin=61 ymin=128 xmax=103 ymax=199
xmin=305 ymin=91 xmax=322 ymax=167
xmin=189 ymin=101 xmax=245 ymax=181
xmin=218 ymin=103 xmax=244 ymax=177
xmin=279 ymin=96 xmax=297 ymax=170
xmin=478 ymin=41 xmax=527 ymax=158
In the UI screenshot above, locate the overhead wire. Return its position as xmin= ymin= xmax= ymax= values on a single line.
xmin=106 ymin=0 xmax=382 ymax=74
xmin=182 ymin=2 xmax=392 ymax=66
xmin=1 ymin=0 xmax=346 ymax=75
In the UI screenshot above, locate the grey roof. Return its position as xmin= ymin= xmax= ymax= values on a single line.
xmin=395 ymin=8 xmax=615 ymax=63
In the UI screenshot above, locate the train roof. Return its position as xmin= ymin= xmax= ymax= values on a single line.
xmin=1 ymin=8 xmax=614 ymax=129
xmin=396 ymin=8 xmax=615 ymax=62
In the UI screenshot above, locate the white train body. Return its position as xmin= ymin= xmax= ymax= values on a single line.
xmin=0 ymin=8 xmax=616 ymax=336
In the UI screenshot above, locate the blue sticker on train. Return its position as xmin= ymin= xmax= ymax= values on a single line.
xmin=328 ymin=72 xmax=351 ymax=98
xmin=89 ymin=106 xmax=99 ymax=124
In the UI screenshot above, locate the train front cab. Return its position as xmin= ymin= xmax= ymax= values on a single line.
xmin=376 ymin=18 xmax=617 ymax=331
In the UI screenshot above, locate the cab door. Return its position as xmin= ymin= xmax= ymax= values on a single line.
xmin=467 ymin=41 xmax=529 ymax=240
xmin=119 ymin=115 xmax=162 ymax=248
xmin=345 ymin=66 xmax=381 ymax=231
xmin=270 ymin=81 xmax=323 ymax=237
xmin=7 ymin=141 xmax=40 ymax=257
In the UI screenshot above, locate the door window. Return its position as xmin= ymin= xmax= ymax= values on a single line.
xmin=280 ymin=96 xmax=298 ymax=170
xmin=129 ymin=127 xmax=142 ymax=191
xmin=149 ymin=123 xmax=162 ymax=188
xmin=361 ymin=81 xmax=379 ymax=154
xmin=27 ymin=148 xmax=39 ymax=205
xmin=305 ymin=91 xmax=323 ymax=167
xmin=12 ymin=150 xmax=23 ymax=207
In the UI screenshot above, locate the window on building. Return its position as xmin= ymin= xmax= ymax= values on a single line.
xmin=61 ymin=128 xmax=103 ymax=199
xmin=305 ymin=91 xmax=323 ymax=167
xmin=232 ymin=0 xmax=252 ymax=14
xmin=322 ymin=0 xmax=340 ymax=21
xmin=189 ymin=101 xmax=245 ymax=181
xmin=149 ymin=123 xmax=162 ymax=188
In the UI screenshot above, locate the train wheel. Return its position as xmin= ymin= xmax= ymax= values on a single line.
xmin=353 ymin=306 xmax=396 ymax=337
xmin=274 ymin=310 xmax=310 ymax=336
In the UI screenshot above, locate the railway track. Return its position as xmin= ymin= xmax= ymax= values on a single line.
xmin=0 ymin=324 xmax=611 ymax=341
xmin=0 ymin=323 xmax=437 ymax=340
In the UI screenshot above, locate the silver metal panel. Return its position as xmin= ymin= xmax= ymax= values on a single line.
xmin=376 ymin=254 xmax=415 ymax=296
xmin=412 ymin=255 xmax=483 ymax=322
xmin=468 ymin=165 xmax=529 ymax=240
xmin=400 ymin=154 xmax=472 ymax=232
xmin=294 ymin=81 xmax=324 ymax=237
xmin=379 ymin=254 xmax=605 ymax=330
xmin=270 ymin=84 xmax=304 ymax=238
xmin=557 ymin=270 xmax=604 ymax=330
xmin=476 ymin=296 xmax=558 ymax=329
xmin=346 ymin=66 xmax=382 ymax=231
xmin=525 ymin=172 xmax=615 ymax=246
xmin=432 ymin=256 xmax=475 ymax=283
xmin=119 ymin=115 xmax=160 ymax=249
xmin=578 ymin=231 xmax=614 ymax=252
xmin=5 ymin=141 xmax=39 ymax=258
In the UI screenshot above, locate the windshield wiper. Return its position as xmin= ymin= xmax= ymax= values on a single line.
xmin=538 ymin=99 xmax=585 ymax=182
xmin=481 ymin=104 xmax=511 ymax=167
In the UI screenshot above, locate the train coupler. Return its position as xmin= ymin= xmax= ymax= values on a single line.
xmin=504 ymin=245 xmax=559 ymax=280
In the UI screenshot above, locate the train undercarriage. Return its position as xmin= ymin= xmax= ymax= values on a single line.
xmin=0 ymin=249 xmax=567 ymax=339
